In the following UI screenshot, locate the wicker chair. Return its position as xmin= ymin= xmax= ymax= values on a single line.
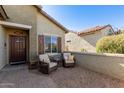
xmin=38 ymin=54 xmax=58 ymax=74
xmin=62 ymin=53 xmax=76 ymax=67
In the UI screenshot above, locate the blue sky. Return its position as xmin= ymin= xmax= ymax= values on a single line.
xmin=42 ymin=5 xmax=124 ymax=32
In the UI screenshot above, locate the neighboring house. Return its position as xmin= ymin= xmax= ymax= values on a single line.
xmin=0 ymin=5 xmax=68 ymax=69
xmin=65 ymin=25 xmax=114 ymax=52
xmin=115 ymin=28 xmax=124 ymax=35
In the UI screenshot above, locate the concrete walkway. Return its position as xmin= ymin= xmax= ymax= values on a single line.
xmin=0 ymin=64 xmax=124 ymax=88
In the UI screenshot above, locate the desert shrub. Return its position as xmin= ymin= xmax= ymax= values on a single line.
xmin=96 ymin=34 xmax=124 ymax=54
xmin=81 ymin=48 xmax=87 ymax=52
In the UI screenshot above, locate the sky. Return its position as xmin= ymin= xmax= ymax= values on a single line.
xmin=42 ymin=5 xmax=124 ymax=32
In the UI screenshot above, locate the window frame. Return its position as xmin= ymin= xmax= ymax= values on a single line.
xmin=51 ymin=36 xmax=58 ymax=53
xmin=44 ymin=35 xmax=58 ymax=53
xmin=44 ymin=35 xmax=51 ymax=53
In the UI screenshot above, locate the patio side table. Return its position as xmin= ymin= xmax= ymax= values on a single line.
xmin=28 ymin=61 xmax=38 ymax=70
xmin=54 ymin=58 xmax=62 ymax=67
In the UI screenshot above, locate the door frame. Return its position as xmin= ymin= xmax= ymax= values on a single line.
xmin=9 ymin=35 xmax=29 ymax=64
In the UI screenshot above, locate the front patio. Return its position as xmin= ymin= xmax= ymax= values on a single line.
xmin=0 ymin=64 xmax=124 ymax=88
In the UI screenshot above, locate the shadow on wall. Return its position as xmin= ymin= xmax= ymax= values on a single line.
xmin=65 ymin=32 xmax=99 ymax=52
xmin=81 ymin=31 xmax=103 ymax=47
xmin=81 ymin=36 xmax=96 ymax=47
xmin=79 ymin=32 xmax=103 ymax=52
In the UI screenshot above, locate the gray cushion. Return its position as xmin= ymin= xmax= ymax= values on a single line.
xmin=39 ymin=54 xmax=50 ymax=63
xmin=65 ymin=61 xmax=74 ymax=63
xmin=49 ymin=62 xmax=57 ymax=68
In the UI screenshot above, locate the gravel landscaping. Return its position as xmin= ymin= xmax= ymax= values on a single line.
xmin=0 ymin=64 xmax=124 ymax=88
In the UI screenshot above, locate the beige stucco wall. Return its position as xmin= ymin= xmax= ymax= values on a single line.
xmin=65 ymin=26 xmax=113 ymax=52
xmin=65 ymin=32 xmax=95 ymax=52
xmin=0 ymin=26 xmax=6 ymax=69
xmin=3 ymin=5 xmax=38 ymax=61
xmin=82 ymin=26 xmax=113 ymax=47
xmin=72 ymin=52 xmax=124 ymax=80
xmin=0 ymin=5 xmax=66 ymax=68
xmin=37 ymin=12 xmax=65 ymax=52
xmin=82 ymin=31 xmax=103 ymax=47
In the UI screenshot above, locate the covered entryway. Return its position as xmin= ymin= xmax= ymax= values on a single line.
xmin=9 ymin=35 xmax=26 ymax=64
xmin=0 ymin=21 xmax=32 ymax=65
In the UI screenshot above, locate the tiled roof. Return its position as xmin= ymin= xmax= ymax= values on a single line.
xmin=78 ymin=25 xmax=112 ymax=36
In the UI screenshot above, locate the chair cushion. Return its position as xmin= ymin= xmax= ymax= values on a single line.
xmin=69 ymin=55 xmax=74 ymax=61
xmin=49 ymin=62 xmax=57 ymax=68
xmin=65 ymin=61 xmax=74 ymax=63
xmin=63 ymin=53 xmax=74 ymax=62
xmin=39 ymin=54 xmax=50 ymax=63
xmin=63 ymin=53 xmax=70 ymax=60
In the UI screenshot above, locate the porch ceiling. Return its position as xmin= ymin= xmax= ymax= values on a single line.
xmin=0 ymin=21 xmax=32 ymax=30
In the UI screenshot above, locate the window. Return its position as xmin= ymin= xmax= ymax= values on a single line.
xmin=107 ymin=29 xmax=113 ymax=35
xmin=66 ymin=40 xmax=71 ymax=42
xmin=44 ymin=36 xmax=51 ymax=53
xmin=44 ymin=36 xmax=58 ymax=53
xmin=51 ymin=36 xmax=58 ymax=53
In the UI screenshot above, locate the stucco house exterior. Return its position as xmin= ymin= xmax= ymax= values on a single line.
xmin=65 ymin=25 xmax=114 ymax=52
xmin=0 ymin=5 xmax=68 ymax=69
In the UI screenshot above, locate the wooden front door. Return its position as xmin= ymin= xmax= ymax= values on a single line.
xmin=9 ymin=36 xmax=26 ymax=64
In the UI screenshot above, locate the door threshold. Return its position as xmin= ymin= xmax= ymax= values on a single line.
xmin=10 ymin=61 xmax=26 ymax=65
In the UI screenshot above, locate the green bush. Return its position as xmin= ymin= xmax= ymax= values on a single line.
xmin=96 ymin=34 xmax=124 ymax=54
xmin=81 ymin=48 xmax=87 ymax=52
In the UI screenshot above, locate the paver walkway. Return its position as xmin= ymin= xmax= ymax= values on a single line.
xmin=0 ymin=64 xmax=124 ymax=88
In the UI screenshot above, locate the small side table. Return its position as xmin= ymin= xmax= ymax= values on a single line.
xmin=28 ymin=61 xmax=38 ymax=70
xmin=54 ymin=58 xmax=62 ymax=67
